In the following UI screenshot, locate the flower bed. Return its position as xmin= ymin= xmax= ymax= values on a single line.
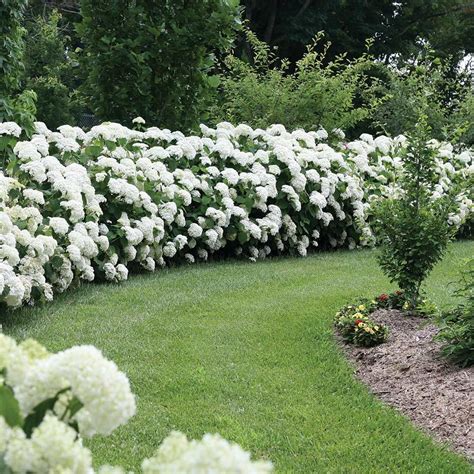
xmin=0 ymin=121 xmax=472 ymax=308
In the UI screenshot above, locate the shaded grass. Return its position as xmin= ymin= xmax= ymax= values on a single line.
xmin=2 ymin=241 xmax=474 ymax=473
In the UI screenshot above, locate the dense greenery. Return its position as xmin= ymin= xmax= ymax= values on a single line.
xmin=0 ymin=0 xmax=27 ymax=118
xmin=3 ymin=242 xmax=473 ymax=472
xmin=23 ymin=10 xmax=76 ymax=128
xmin=78 ymin=0 xmax=240 ymax=130
xmin=210 ymin=33 xmax=474 ymax=142
xmin=0 ymin=0 xmax=36 ymax=132
xmin=0 ymin=0 xmax=470 ymax=138
xmin=370 ymin=53 xmax=474 ymax=145
xmin=209 ymin=31 xmax=374 ymax=134
xmin=438 ymin=259 xmax=474 ymax=367
xmin=242 ymin=0 xmax=474 ymax=64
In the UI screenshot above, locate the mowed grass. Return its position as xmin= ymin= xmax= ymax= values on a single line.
xmin=2 ymin=241 xmax=473 ymax=473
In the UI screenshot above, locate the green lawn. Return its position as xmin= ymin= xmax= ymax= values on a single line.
xmin=2 ymin=241 xmax=473 ymax=473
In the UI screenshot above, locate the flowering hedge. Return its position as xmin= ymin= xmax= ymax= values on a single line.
xmin=0 ymin=120 xmax=472 ymax=308
xmin=0 ymin=334 xmax=272 ymax=473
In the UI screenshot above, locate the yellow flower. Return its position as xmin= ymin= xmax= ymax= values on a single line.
xmin=358 ymin=305 xmax=366 ymax=311
xmin=353 ymin=312 xmax=365 ymax=319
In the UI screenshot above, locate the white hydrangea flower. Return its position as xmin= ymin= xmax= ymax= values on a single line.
xmin=14 ymin=345 xmax=136 ymax=437
xmin=142 ymin=431 xmax=273 ymax=474
xmin=0 ymin=122 xmax=22 ymax=137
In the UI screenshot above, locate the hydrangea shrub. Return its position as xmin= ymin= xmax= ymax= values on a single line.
xmin=0 ymin=334 xmax=272 ymax=473
xmin=0 ymin=120 xmax=472 ymax=309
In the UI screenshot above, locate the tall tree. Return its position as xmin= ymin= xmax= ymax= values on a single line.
xmin=78 ymin=0 xmax=240 ymax=130
xmin=0 ymin=0 xmax=29 ymax=121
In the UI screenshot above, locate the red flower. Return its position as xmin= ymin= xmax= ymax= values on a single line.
xmin=354 ymin=319 xmax=364 ymax=325
xmin=378 ymin=293 xmax=389 ymax=301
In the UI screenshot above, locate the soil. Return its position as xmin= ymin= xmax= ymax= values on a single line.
xmin=339 ymin=309 xmax=474 ymax=460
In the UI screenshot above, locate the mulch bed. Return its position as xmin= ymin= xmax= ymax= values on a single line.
xmin=338 ymin=309 xmax=473 ymax=460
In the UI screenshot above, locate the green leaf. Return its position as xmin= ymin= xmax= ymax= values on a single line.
xmin=238 ymin=231 xmax=249 ymax=244
xmin=67 ymin=396 xmax=84 ymax=419
xmin=23 ymin=387 xmax=69 ymax=437
xmin=50 ymin=255 xmax=64 ymax=269
xmin=84 ymin=145 xmax=103 ymax=156
xmin=207 ymin=75 xmax=221 ymax=88
xmin=0 ymin=384 xmax=23 ymax=428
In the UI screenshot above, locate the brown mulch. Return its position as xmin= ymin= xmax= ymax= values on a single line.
xmin=339 ymin=309 xmax=474 ymax=460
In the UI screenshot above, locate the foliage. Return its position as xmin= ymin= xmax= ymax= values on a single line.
xmin=0 ymin=0 xmax=27 ymax=115
xmin=23 ymin=10 xmax=75 ymax=128
xmin=26 ymin=76 xmax=72 ymax=128
xmin=0 ymin=120 xmax=471 ymax=309
xmin=242 ymin=0 xmax=474 ymax=65
xmin=371 ymin=291 xmax=406 ymax=310
xmin=368 ymin=290 xmax=438 ymax=315
xmin=77 ymin=0 xmax=240 ymax=131
xmin=209 ymin=31 xmax=375 ymax=135
xmin=373 ymin=115 xmax=458 ymax=305
xmin=450 ymin=88 xmax=474 ymax=147
xmin=437 ymin=259 xmax=474 ymax=367
xmin=8 ymin=90 xmax=37 ymax=137
xmin=412 ymin=298 xmax=439 ymax=316
xmin=370 ymin=52 xmax=474 ymax=145
xmin=0 ymin=0 xmax=36 ymax=133
xmin=334 ymin=302 xmax=388 ymax=347
xmin=0 ymin=334 xmax=271 ymax=473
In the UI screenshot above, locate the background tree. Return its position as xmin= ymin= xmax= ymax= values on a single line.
xmin=78 ymin=0 xmax=240 ymax=130
xmin=242 ymin=1 xmax=474 ymax=65
xmin=23 ymin=9 xmax=76 ymax=128
xmin=0 ymin=0 xmax=36 ymax=133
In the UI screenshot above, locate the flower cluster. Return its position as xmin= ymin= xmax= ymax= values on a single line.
xmin=371 ymin=291 xmax=406 ymax=310
xmin=370 ymin=290 xmax=438 ymax=316
xmin=334 ymin=303 xmax=388 ymax=347
xmin=140 ymin=431 xmax=273 ymax=474
xmin=0 ymin=121 xmax=472 ymax=308
xmin=0 ymin=335 xmax=272 ymax=473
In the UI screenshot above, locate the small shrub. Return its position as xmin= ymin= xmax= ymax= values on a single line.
xmin=437 ymin=260 xmax=474 ymax=367
xmin=373 ymin=114 xmax=456 ymax=306
xmin=370 ymin=290 xmax=438 ymax=316
xmin=334 ymin=303 xmax=388 ymax=347
xmin=412 ymin=298 xmax=439 ymax=317
xmin=372 ymin=290 xmax=406 ymax=310
xmin=353 ymin=320 xmax=389 ymax=347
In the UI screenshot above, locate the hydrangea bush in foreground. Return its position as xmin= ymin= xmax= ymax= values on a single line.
xmin=0 ymin=120 xmax=472 ymax=308
xmin=0 ymin=334 xmax=273 ymax=473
